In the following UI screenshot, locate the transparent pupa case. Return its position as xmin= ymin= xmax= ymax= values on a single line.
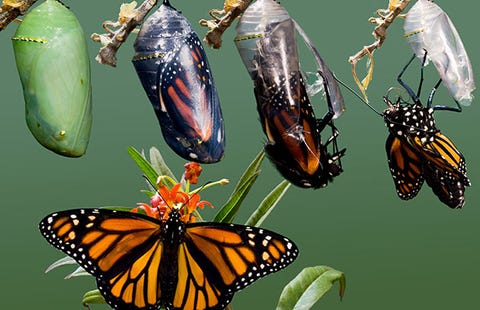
xmin=234 ymin=0 xmax=345 ymax=119
xmin=404 ymin=0 xmax=475 ymax=106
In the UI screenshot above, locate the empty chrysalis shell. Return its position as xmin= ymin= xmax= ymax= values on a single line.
xmin=234 ymin=0 xmax=345 ymax=119
xmin=404 ymin=0 xmax=475 ymax=106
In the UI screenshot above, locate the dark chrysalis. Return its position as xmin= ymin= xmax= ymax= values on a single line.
xmin=12 ymin=0 xmax=92 ymax=157
xmin=133 ymin=0 xmax=225 ymax=163
xmin=383 ymin=54 xmax=470 ymax=208
xmin=234 ymin=0 xmax=345 ymax=188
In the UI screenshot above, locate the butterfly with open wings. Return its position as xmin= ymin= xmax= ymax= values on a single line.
xmin=39 ymin=183 xmax=298 ymax=310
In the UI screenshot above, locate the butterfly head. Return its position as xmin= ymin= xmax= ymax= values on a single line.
xmin=383 ymin=93 xmax=437 ymax=140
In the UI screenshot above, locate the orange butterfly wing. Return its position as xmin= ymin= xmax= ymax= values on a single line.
xmin=411 ymin=133 xmax=469 ymax=181
xmin=411 ymin=133 xmax=471 ymax=208
xmin=170 ymin=223 xmax=298 ymax=310
xmin=39 ymin=209 xmax=165 ymax=310
xmin=386 ymin=133 xmax=425 ymax=200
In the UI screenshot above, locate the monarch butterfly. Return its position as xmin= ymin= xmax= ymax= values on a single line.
xmin=132 ymin=0 xmax=225 ymax=164
xmin=234 ymin=0 xmax=346 ymax=188
xmin=39 ymin=208 xmax=298 ymax=309
xmin=403 ymin=0 xmax=475 ymax=106
xmin=12 ymin=0 xmax=92 ymax=157
xmin=383 ymin=53 xmax=470 ymax=208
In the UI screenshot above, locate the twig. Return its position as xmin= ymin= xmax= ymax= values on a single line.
xmin=347 ymin=0 xmax=410 ymax=101
xmin=91 ymin=0 xmax=158 ymax=67
xmin=0 ymin=0 xmax=37 ymax=31
xmin=199 ymin=0 xmax=252 ymax=49
xmin=348 ymin=0 xmax=410 ymax=66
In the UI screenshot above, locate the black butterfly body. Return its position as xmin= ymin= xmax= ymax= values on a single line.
xmin=39 ymin=208 xmax=298 ymax=310
xmin=383 ymin=53 xmax=470 ymax=208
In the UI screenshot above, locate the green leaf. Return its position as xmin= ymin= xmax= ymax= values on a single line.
xmin=149 ymin=147 xmax=177 ymax=181
xmin=140 ymin=189 xmax=156 ymax=198
xmin=213 ymin=173 xmax=260 ymax=223
xmin=45 ymin=256 xmax=77 ymax=273
xmin=276 ymin=266 xmax=346 ymax=310
xmin=82 ymin=289 xmax=106 ymax=306
xmin=213 ymin=150 xmax=265 ymax=223
xmin=127 ymin=146 xmax=159 ymax=186
xmin=235 ymin=150 xmax=265 ymax=191
xmin=245 ymin=180 xmax=290 ymax=227
xmin=65 ymin=266 xmax=90 ymax=279
xmin=45 ymin=256 xmax=91 ymax=279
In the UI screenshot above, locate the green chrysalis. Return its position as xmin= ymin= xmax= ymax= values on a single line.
xmin=12 ymin=0 xmax=92 ymax=157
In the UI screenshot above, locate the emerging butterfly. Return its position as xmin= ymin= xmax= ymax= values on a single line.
xmin=234 ymin=0 xmax=346 ymax=188
xmin=38 ymin=192 xmax=298 ymax=309
xmin=383 ymin=52 xmax=471 ymax=208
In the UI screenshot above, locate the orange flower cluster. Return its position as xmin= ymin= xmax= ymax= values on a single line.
xmin=131 ymin=162 xmax=212 ymax=223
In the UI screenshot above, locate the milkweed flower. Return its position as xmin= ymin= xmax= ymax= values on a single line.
xmin=183 ymin=162 xmax=203 ymax=184
xmin=132 ymin=162 xmax=219 ymax=223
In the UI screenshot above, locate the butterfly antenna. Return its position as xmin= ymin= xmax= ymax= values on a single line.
xmin=334 ymin=75 xmax=383 ymax=116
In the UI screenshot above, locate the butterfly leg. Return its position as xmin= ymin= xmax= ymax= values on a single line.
xmin=416 ymin=50 xmax=430 ymax=99
xmin=397 ymin=53 xmax=421 ymax=105
xmin=317 ymin=121 xmax=345 ymax=168
xmin=315 ymin=69 xmax=345 ymax=164
xmin=428 ymin=78 xmax=462 ymax=112
xmin=315 ymin=70 xmax=335 ymax=133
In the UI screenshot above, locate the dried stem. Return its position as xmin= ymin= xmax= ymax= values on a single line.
xmin=347 ymin=0 xmax=411 ymax=101
xmin=199 ymin=0 xmax=252 ymax=49
xmin=91 ymin=0 xmax=158 ymax=67
xmin=0 ymin=0 xmax=38 ymax=31
xmin=348 ymin=0 xmax=410 ymax=65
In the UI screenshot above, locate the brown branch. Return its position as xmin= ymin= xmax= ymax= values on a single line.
xmin=0 ymin=0 xmax=37 ymax=31
xmin=347 ymin=0 xmax=410 ymax=101
xmin=199 ymin=0 xmax=252 ymax=49
xmin=348 ymin=0 xmax=410 ymax=66
xmin=91 ymin=0 xmax=158 ymax=67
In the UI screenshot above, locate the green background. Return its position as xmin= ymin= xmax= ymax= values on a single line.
xmin=1 ymin=0 xmax=479 ymax=309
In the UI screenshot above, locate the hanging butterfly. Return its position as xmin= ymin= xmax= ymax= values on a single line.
xmin=11 ymin=0 xmax=92 ymax=157
xmin=132 ymin=0 xmax=225 ymax=163
xmin=39 ymin=207 xmax=298 ymax=310
xmin=383 ymin=52 xmax=470 ymax=208
xmin=234 ymin=0 xmax=346 ymax=188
